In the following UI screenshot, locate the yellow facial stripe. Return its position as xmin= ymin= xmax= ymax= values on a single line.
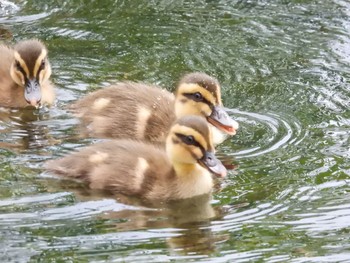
xmin=14 ymin=52 xmax=29 ymax=77
xmin=216 ymin=85 xmax=222 ymax=106
xmin=171 ymin=123 xmax=208 ymax=150
xmin=173 ymin=144 xmax=195 ymax=161
xmin=191 ymin=147 xmax=203 ymax=160
xmin=33 ymin=49 xmax=47 ymax=78
xmin=177 ymin=83 xmax=218 ymax=105
xmin=175 ymin=99 xmax=212 ymax=117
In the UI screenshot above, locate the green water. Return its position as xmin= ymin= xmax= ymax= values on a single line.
xmin=1 ymin=0 xmax=350 ymax=262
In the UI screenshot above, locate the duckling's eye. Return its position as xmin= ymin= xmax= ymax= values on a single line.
xmin=184 ymin=135 xmax=195 ymax=145
xmin=193 ymin=92 xmax=203 ymax=101
xmin=40 ymin=60 xmax=45 ymax=69
xmin=183 ymin=92 xmax=210 ymax=104
xmin=15 ymin=61 xmax=21 ymax=70
xmin=176 ymin=133 xmax=201 ymax=147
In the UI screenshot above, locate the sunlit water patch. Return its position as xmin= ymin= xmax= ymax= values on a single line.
xmin=0 ymin=0 xmax=19 ymax=15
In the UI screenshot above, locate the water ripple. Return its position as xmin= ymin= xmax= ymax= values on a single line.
xmin=0 ymin=195 xmax=139 ymax=227
xmin=284 ymin=180 xmax=350 ymax=235
xmin=226 ymin=109 xmax=305 ymax=159
xmin=0 ymin=12 xmax=50 ymax=24
xmin=48 ymin=26 xmax=104 ymax=40
xmin=291 ymin=253 xmax=350 ymax=263
xmin=211 ymin=202 xmax=288 ymax=233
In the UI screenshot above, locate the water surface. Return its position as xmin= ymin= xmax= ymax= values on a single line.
xmin=1 ymin=0 xmax=350 ymax=262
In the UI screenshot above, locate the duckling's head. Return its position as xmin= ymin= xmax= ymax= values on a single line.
xmin=175 ymin=72 xmax=238 ymax=136
xmin=10 ymin=39 xmax=51 ymax=108
xmin=166 ymin=115 xmax=227 ymax=178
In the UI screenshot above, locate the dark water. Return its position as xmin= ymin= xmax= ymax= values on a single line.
xmin=1 ymin=0 xmax=350 ymax=262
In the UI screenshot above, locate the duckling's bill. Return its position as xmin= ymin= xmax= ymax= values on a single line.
xmin=199 ymin=151 xmax=227 ymax=178
xmin=24 ymin=78 xmax=41 ymax=107
xmin=207 ymin=106 xmax=239 ymax=135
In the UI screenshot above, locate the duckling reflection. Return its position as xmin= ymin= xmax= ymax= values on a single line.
xmin=101 ymin=194 xmax=219 ymax=228
xmin=0 ymin=108 xmax=57 ymax=151
xmin=105 ymin=194 xmax=229 ymax=256
xmin=0 ymin=26 xmax=12 ymax=40
xmin=47 ymin=180 xmax=229 ymax=257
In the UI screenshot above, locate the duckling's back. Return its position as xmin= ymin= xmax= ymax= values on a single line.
xmin=0 ymin=44 xmax=13 ymax=71
xmin=45 ymin=140 xmax=175 ymax=200
xmin=71 ymin=82 xmax=176 ymax=142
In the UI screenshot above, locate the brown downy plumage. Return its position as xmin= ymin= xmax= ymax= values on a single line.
xmin=45 ymin=115 xmax=227 ymax=201
xmin=70 ymin=72 xmax=239 ymax=145
xmin=0 ymin=39 xmax=55 ymax=108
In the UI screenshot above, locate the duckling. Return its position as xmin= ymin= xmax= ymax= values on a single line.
xmin=70 ymin=72 xmax=238 ymax=145
xmin=0 ymin=39 xmax=55 ymax=108
xmin=45 ymin=115 xmax=227 ymax=201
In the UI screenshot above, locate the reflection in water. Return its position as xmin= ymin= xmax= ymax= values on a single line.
xmin=0 ymin=107 xmax=57 ymax=151
xmin=0 ymin=26 xmax=12 ymax=40
xmin=103 ymin=194 xmax=227 ymax=256
xmin=44 ymin=178 xmax=229 ymax=257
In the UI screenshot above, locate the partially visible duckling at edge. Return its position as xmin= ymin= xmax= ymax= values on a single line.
xmin=0 ymin=39 xmax=55 ymax=108
xmin=70 ymin=72 xmax=238 ymax=145
xmin=45 ymin=115 xmax=227 ymax=201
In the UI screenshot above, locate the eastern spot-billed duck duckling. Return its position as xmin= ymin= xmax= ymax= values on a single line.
xmin=70 ymin=72 xmax=238 ymax=145
xmin=45 ymin=115 xmax=227 ymax=201
xmin=0 ymin=39 xmax=55 ymax=108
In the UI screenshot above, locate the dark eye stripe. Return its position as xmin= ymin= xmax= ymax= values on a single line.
xmin=15 ymin=62 xmax=28 ymax=81
xmin=175 ymin=133 xmax=206 ymax=157
xmin=183 ymin=93 xmax=213 ymax=107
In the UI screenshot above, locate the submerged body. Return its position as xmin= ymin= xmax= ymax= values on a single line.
xmin=0 ymin=39 xmax=55 ymax=108
xmin=71 ymin=73 xmax=239 ymax=145
xmin=45 ymin=116 xmax=227 ymax=201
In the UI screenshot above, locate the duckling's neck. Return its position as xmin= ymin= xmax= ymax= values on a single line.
xmin=172 ymin=162 xmax=213 ymax=199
